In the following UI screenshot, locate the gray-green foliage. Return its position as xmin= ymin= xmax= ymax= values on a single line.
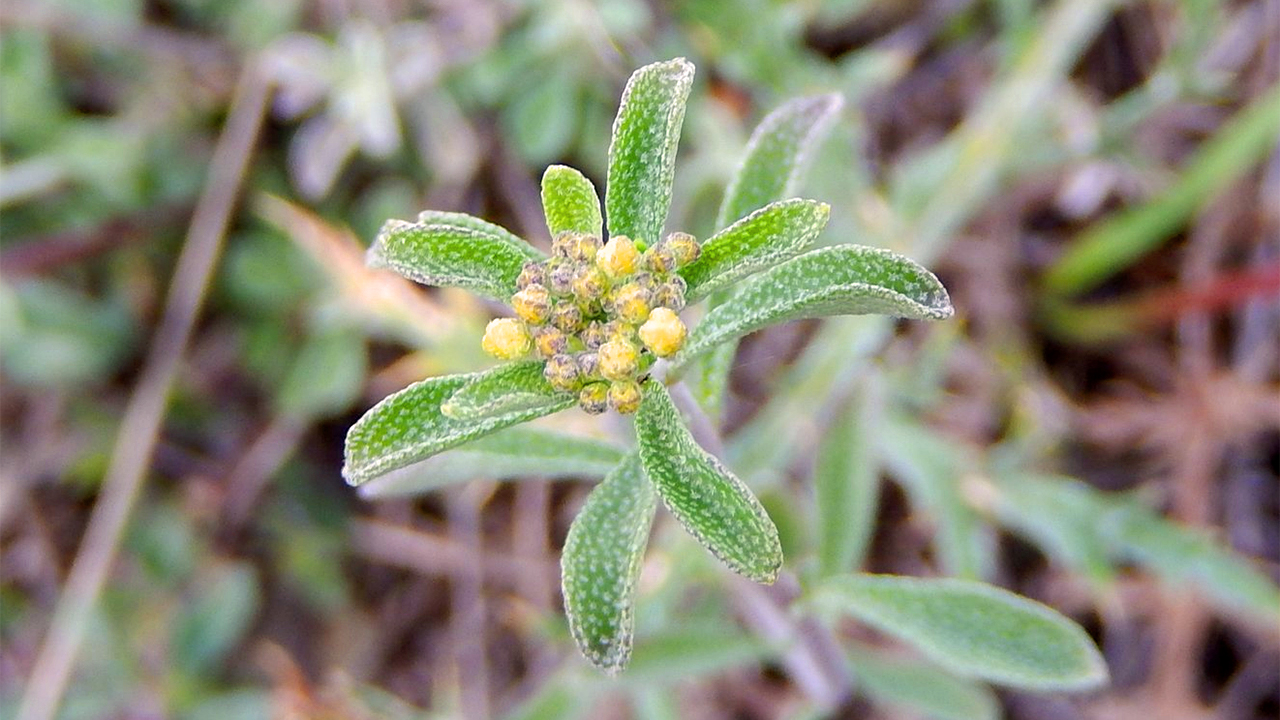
xmin=345 ymin=57 xmax=966 ymax=676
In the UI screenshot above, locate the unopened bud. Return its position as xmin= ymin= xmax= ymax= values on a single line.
xmin=543 ymin=353 xmax=581 ymax=392
xmin=517 ymin=261 xmax=546 ymax=290
xmin=582 ymin=321 xmax=609 ymax=349
xmin=481 ymin=318 xmax=531 ymax=360
xmin=596 ymin=236 xmax=639 ymax=278
xmin=638 ymin=307 xmax=686 ymax=358
xmin=643 ymin=244 xmax=677 ymax=274
xmin=598 ymin=338 xmax=639 ymax=381
xmin=665 ymin=232 xmax=701 ymax=267
xmin=578 ymin=382 xmax=608 ymax=415
xmin=652 ymin=279 xmax=685 ymax=311
xmin=511 ymin=284 xmax=551 ymax=325
xmin=550 ymin=301 xmax=584 ymax=333
xmin=572 ymin=265 xmax=608 ymax=302
xmin=612 ymin=282 xmax=652 ymax=324
xmin=568 ymin=233 xmax=603 ymax=263
xmin=533 ymin=326 xmax=568 ymax=358
xmin=547 ymin=260 xmax=575 ymax=295
xmin=608 ymin=380 xmax=643 ymax=415
xmin=576 ymin=351 xmax=600 ymax=378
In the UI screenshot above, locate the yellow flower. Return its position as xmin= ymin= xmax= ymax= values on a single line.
xmin=611 ymin=282 xmax=652 ymax=324
xmin=598 ymin=339 xmax=639 ymax=381
xmin=578 ymin=382 xmax=608 ymax=415
xmin=596 ymin=235 xmax=639 ymax=278
xmin=481 ymin=318 xmax=531 ymax=359
xmin=543 ymin=353 xmax=581 ymax=392
xmin=608 ymin=380 xmax=642 ymax=415
xmin=511 ymin=284 xmax=551 ymax=325
xmin=638 ymin=307 xmax=686 ymax=358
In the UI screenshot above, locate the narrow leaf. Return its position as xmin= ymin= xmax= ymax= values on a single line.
xmin=813 ymin=574 xmax=1109 ymax=691
xmin=605 ymin=58 xmax=695 ymax=244
xmin=675 ymin=245 xmax=953 ymax=367
xmin=718 ymin=93 xmax=844 ymax=228
xmin=542 ymin=165 xmax=603 ymax=238
xmin=343 ymin=372 xmax=573 ymax=485
xmin=562 ymin=454 xmax=657 ymax=674
xmin=623 ymin=625 xmax=775 ymax=684
xmin=635 ymin=380 xmax=782 ymax=583
xmin=846 ymin=642 xmax=999 ymax=720
xmin=358 ymin=428 xmax=626 ymax=499
xmin=368 ymin=211 xmax=543 ymax=301
xmin=681 ymin=198 xmax=830 ymax=303
xmin=442 ymin=360 xmax=569 ymax=420
xmin=815 ymin=383 xmax=882 ymax=577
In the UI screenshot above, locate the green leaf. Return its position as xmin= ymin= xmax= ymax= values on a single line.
xmin=814 ymin=384 xmax=882 ymax=577
xmin=681 ymin=198 xmax=830 ymax=303
xmin=717 ymin=93 xmax=844 ymax=228
xmin=562 ymin=454 xmax=657 ymax=674
xmin=542 ymin=165 xmax=603 ymax=238
xmin=622 ymin=625 xmax=775 ymax=684
xmin=813 ymin=574 xmax=1108 ymax=691
xmin=635 ymin=380 xmax=781 ymax=583
xmin=343 ymin=372 xmax=574 ymax=485
xmin=605 ymin=58 xmax=695 ymax=244
xmin=675 ymin=246 xmax=953 ymax=367
xmin=171 ymin=563 xmax=261 ymax=676
xmin=277 ymin=329 xmax=367 ymax=420
xmin=846 ymin=642 xmax=999 ymax=720
xmin=442 ymin=360 xmax=569 ymax=420
xmin=358 ymin=427 xmax=626 ymax=499
xmin=368 ymin=211 xmax=543 ymax=301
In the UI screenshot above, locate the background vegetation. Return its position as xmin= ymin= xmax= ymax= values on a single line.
xmin=1 ymin=0 xmax=1277 ymax=719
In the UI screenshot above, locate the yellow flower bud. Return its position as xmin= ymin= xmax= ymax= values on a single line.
xmin=481 ymin=318 xmax=531 ymax=360
xmin=643 ymin=245 xmax=677 ymax=274
xmin=638 ymin=307 xmax=686 ymax=358
xmin=608 ymin=379 xmax=643 ymax=415
xmin=533 ymin=326 xmax=568 ymax=358
xmin=598 ymin=339 xmax=639 ymax=381
xmin=652 ymin=277 xmax=686 ymax=311
xmin=665 ymin=232 xmax=701 ymax=267
xmin=578 ymin=382 xmax=608 ymax=415
xmin=576 ymin=351 xmax=600 ymax=379
xmin=517 ymin=261 xmax=547 ymax=290
xmin=547 ymin=260 xmax=575 ymax=295
xmin=612 ymin=282 xmax=652 ymax=324
xmin=582 ymin=321 xmax=609 ymax=349
xmin=572 ymin=265 xmax=609 ymax=302
xmin=511 ymin=284 xmax=551 ymax=325
xmin=596 ymin=235 xmax=639 ymax=278
xmin=543 ymin=354 xmax=581 ymax=392
xmin=550 ymin=301 xmax=585 ymax=333
xmin=568 ymin=233 xmax=603 ymax=263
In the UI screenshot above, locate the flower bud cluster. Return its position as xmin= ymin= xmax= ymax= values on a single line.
xmin=480 ymin=231 xmax=701 ymax=414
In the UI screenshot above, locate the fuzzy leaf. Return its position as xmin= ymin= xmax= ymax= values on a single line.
xmin=813 ymin=574 xmax=1109 ymax=691
xmin=343 ymin=372 xmax=573 ymax=485
xmin=846 ymin=642 xmax=999 ymax=720
xmin=562 ymin=454 xmax=657 ymax=674
xmin=635 ymin=380 xmax=781 ymax=583
xmin=717 ymin=93 xmax=844 ymax=228
xmin=358 ymin=428 xmax=625 ymax=498
xmin=814 ymin=385 xmax=882 ymax=577
xmin=542 ymin=165 xmax=603 ymax=238
xmin=368 ymin=211 xmax=543 ymax=301
xmin=681 ymin=199 xmax=830 ymax=303
xmin=675 ymin=245 xmax=952 ymax=367
xmin=605 ymin=58 xmax=695 ymax=245
xmin=442 ymin=360 xmax=570 ymax=420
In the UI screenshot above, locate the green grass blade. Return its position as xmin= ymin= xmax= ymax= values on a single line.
xmin=359 ymin=427 xmax=627 ymax=499
xmin=605 ymin=58 xmax=695 ymax=245
xmin=717 ymin=94 xmax=844 ymax=228
xmin=368 ymin=211 xmax=544 ymax=301
xmin=542 ymin=164 xmax=603 ymax=238
xmin=635 ymin=380 xmax=781 ymax=583
xmin=675 ymin=245 xmax=952 ymax=367
xmin=814 ymin=574 xmax=1109 ymax=691
xmin=681 ymin=199 xmax=830 ymax=303
xmin=561 ymin=453 xmax=656 ymax=674
xmin=441 ymin=360 xmax=569 ymax=420
xmin=343 ymin=372 xmax=573 ymax=485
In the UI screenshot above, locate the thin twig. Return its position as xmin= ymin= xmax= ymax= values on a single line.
xmin=14 ymin=64 xmax=270 ymax=720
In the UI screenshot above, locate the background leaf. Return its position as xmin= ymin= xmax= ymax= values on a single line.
xmin=681 ymin=198 xmax=830 ymax=302
xmin=368 ymin=211 xmax=543 ymax=300
xmin=635 ymin=381 xmax=781 ymax=583
xmin=846 ymin=642 xmax=1000 ymax=720
xmin=343 ymin=372 xmax=574 ymax=485
xmin=675 ymin=245 xmax=952 ymax=367
xmin=561 ymin=454 xmax=657 ymax=674
xmin=813 ymin=574 xmax=1109 ymax=691
xmin=542 ymin=164 xmax=603 ymax=238
xmin=358 ymin=427 xmax=626 ymax=499
xmin=442 ymin=360 xmax=569 ymax=420
xmin=605 ymin=58 xmax=695 ymax=245
xmin=814 ymin=381 xmax=882 ymax=578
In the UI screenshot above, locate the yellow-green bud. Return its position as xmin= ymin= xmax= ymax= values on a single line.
xmin=582 ymin=321 xmax=609 ymax=349
xmin=608 ymin=379 xmax=643 ymax=415
xmin=568 ymin=233 xmax=603 ymax=262
xmin=578 ymin=382 xmax=609 ymax=415
xmin=547 ymin=260 xmax=575 ymax=295
xmin=612 ymin=282 xmax=652 ymax=324
xmin=665 ymin=232 xmax=701 ymax=267
xmin=481 ymin=318 xmax=531 ymax=360
xmin=596 ymin=235 xmax=639 ymax=278
xmin=572 ymin=265 xmax=609 ymax=302
xmin=550 ymin=301 xmax=584 ymax=333
xmin=598 ymin=339 xmax=639 ymax=381
xmin=643 ymin=244 xmax=677 ymax=274
xmin=638 ymin=307 xmax=686 ymax=358
xmin=517 ymin=261 xmax=546 ymax=290
xmin=543 ymin=353 xmax=581 ymax=392
xmin=511 ymin=284 xmax=551 ymax=325
xmin=533 ymin=326 xmax=568 ymax=358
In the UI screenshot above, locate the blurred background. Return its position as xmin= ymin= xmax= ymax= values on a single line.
xmin=1 ymin=0 xmax=1277 ymax=718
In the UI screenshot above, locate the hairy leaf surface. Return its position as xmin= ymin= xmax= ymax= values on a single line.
xmin=442 ymin=360 xmax=569 ymax=420
xmin=542 ymin=165 xmax=603 ymax=238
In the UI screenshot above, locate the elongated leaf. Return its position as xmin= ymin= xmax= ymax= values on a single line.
xmin=343 ymin=372 xmax=573 ymax=485
xmin=680 ymin=199 xmax=830 ymax=302
xmin=562 ymin=454 xmax=657 ymax=674
xmin=814 ymin=574 xmax=1108 ymax=691
xmin=542 ymin=165 xmax=603 ymax=238
xmin=815 ymin=383 xmax=882 ymax=577
xmin=358 ymin=428 xmax=626 ymax=498
xmin=622 ymin=625 xmax=775 ymax=685
xmin=442 ymin=360 xmax=568 ymax=420
xmin=675 ymin=246 xmax=953 ymax=367
xmin=846 ymin=642 xmax=999 ymax=720
xmin=718 ymin=94 xmax=844 ymax=228
xmin=605 ymin=58 xmax=695 ymax=244
xmin=635 ymin=380 xmax=781 ymax=583
xmin=369 ymin=211 xmax=543 ymax=301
